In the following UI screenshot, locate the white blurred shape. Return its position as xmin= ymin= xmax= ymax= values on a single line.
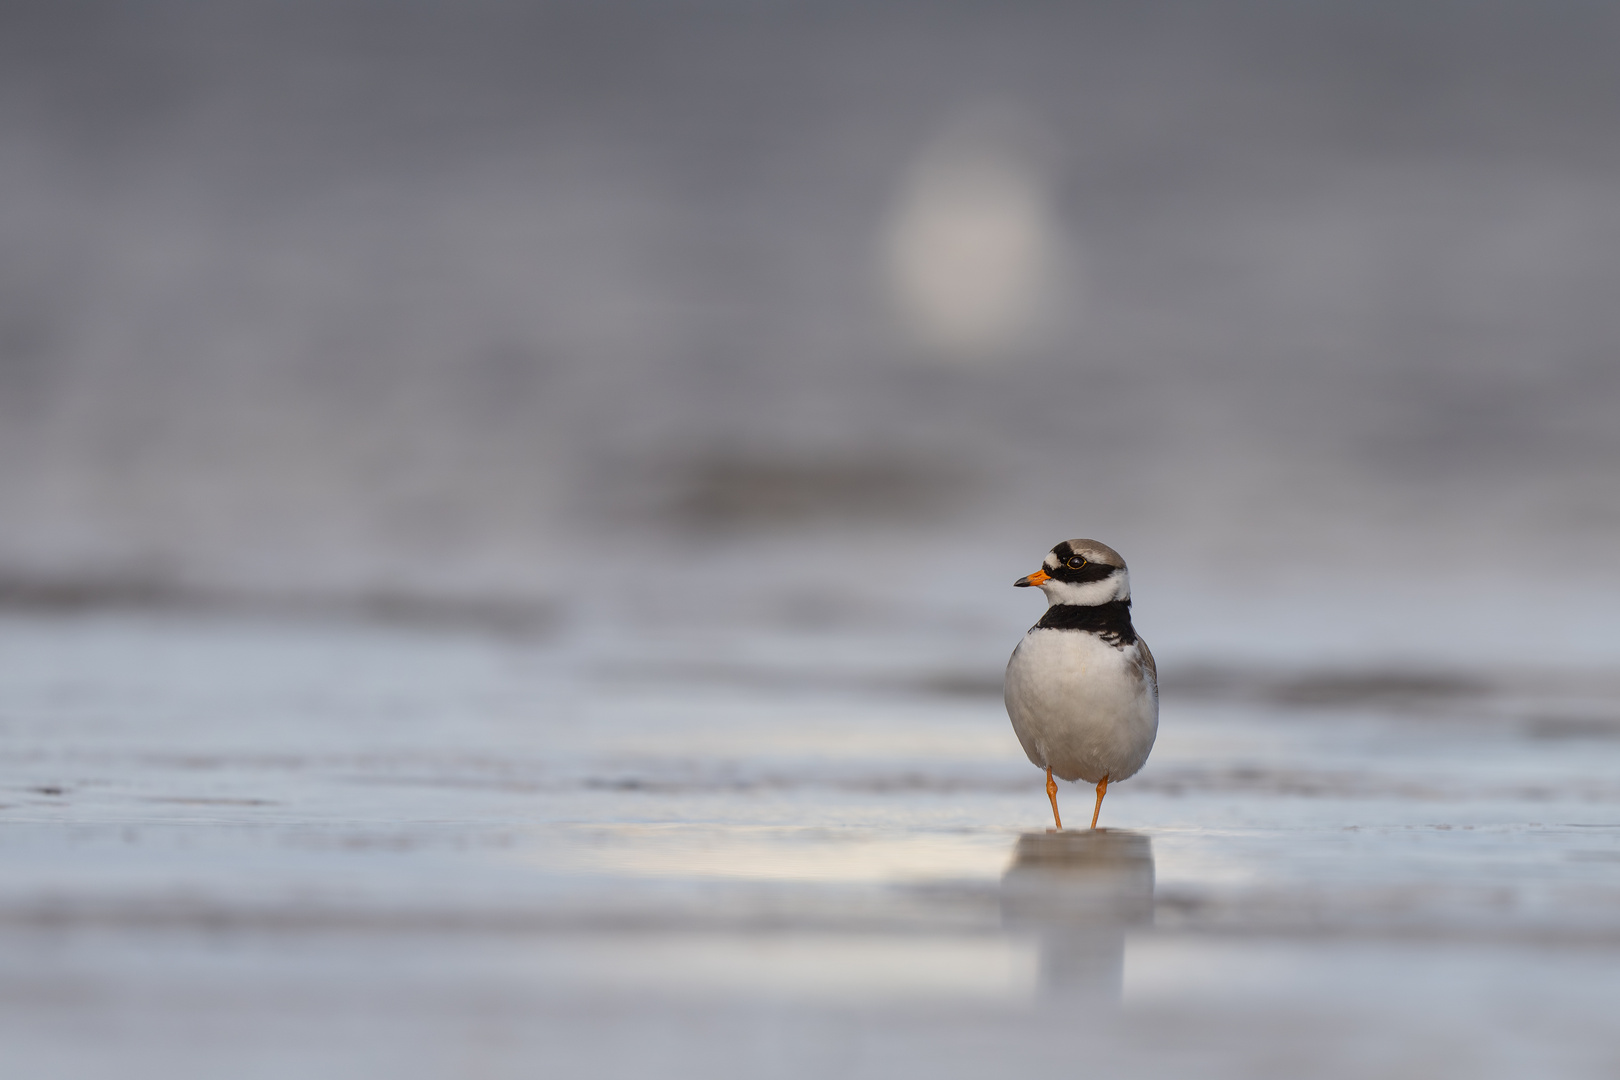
xmin=884 ymin=108 xmax=1071 ymax=364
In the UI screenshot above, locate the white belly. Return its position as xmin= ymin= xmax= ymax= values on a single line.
xmin=1004 ymin=629 xmax=1159 ymax=784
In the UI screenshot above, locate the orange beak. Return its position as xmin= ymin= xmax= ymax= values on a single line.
xmin=1014 ymin=569 xmax=1051 ymax=588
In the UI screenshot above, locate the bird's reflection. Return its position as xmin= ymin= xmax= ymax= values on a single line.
xmin=1000 ymin=830 xmax=1154 ymax=1001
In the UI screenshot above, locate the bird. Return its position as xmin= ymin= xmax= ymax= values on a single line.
xmin=1004 ymin=539 xmax=1158 ymax=830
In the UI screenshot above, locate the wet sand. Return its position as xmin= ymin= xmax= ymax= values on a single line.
xmin=2 ymin=611 xmax=1618 ymax=1078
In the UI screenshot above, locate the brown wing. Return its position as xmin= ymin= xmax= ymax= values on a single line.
xmin=1137 ymin=635 xmax=1157 ymax=685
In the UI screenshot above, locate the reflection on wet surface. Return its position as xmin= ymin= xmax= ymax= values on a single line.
xmin=2 ymin=613 xmax=1620 ymax=1078
xmin=1002 ymin=830 xmax=1154 ymax=1000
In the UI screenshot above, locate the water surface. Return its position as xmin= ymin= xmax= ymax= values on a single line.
xmin=3 ymin=611 xmax=1618 ymax=1078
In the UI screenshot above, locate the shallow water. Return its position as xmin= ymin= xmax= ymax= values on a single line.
xmin=2 ymin=611 xmax=1619 ymax=1079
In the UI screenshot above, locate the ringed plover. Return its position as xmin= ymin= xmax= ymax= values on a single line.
xmin=1004 ymin=539 xmax=1158 ymax=830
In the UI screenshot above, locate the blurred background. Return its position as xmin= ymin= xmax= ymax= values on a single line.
xmin=4 ymin=0 xmax=1618 ymax=662
xmin=5 ymin=3 xmax=1620 ymax=1078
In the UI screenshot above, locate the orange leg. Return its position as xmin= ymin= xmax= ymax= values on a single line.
xmin=1045 ymin=767 xmax=1062 ymax=831
xmin=1089 ymin=775 xmax=1110 ymax=829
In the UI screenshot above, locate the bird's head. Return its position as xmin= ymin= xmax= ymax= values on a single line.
xmin=1015 ymin=539 xmax=1131 ymax=606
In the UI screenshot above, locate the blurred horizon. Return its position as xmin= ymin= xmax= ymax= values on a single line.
xmin=3 ymin=0 xmax=1619 ymax=664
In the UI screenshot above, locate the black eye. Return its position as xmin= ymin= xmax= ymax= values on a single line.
xmin=1066 ymin=556 xmax=1086 ymax=569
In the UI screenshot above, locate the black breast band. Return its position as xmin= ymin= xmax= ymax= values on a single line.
xmin=1033 ymin=599 xmax=1137 ymax=644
